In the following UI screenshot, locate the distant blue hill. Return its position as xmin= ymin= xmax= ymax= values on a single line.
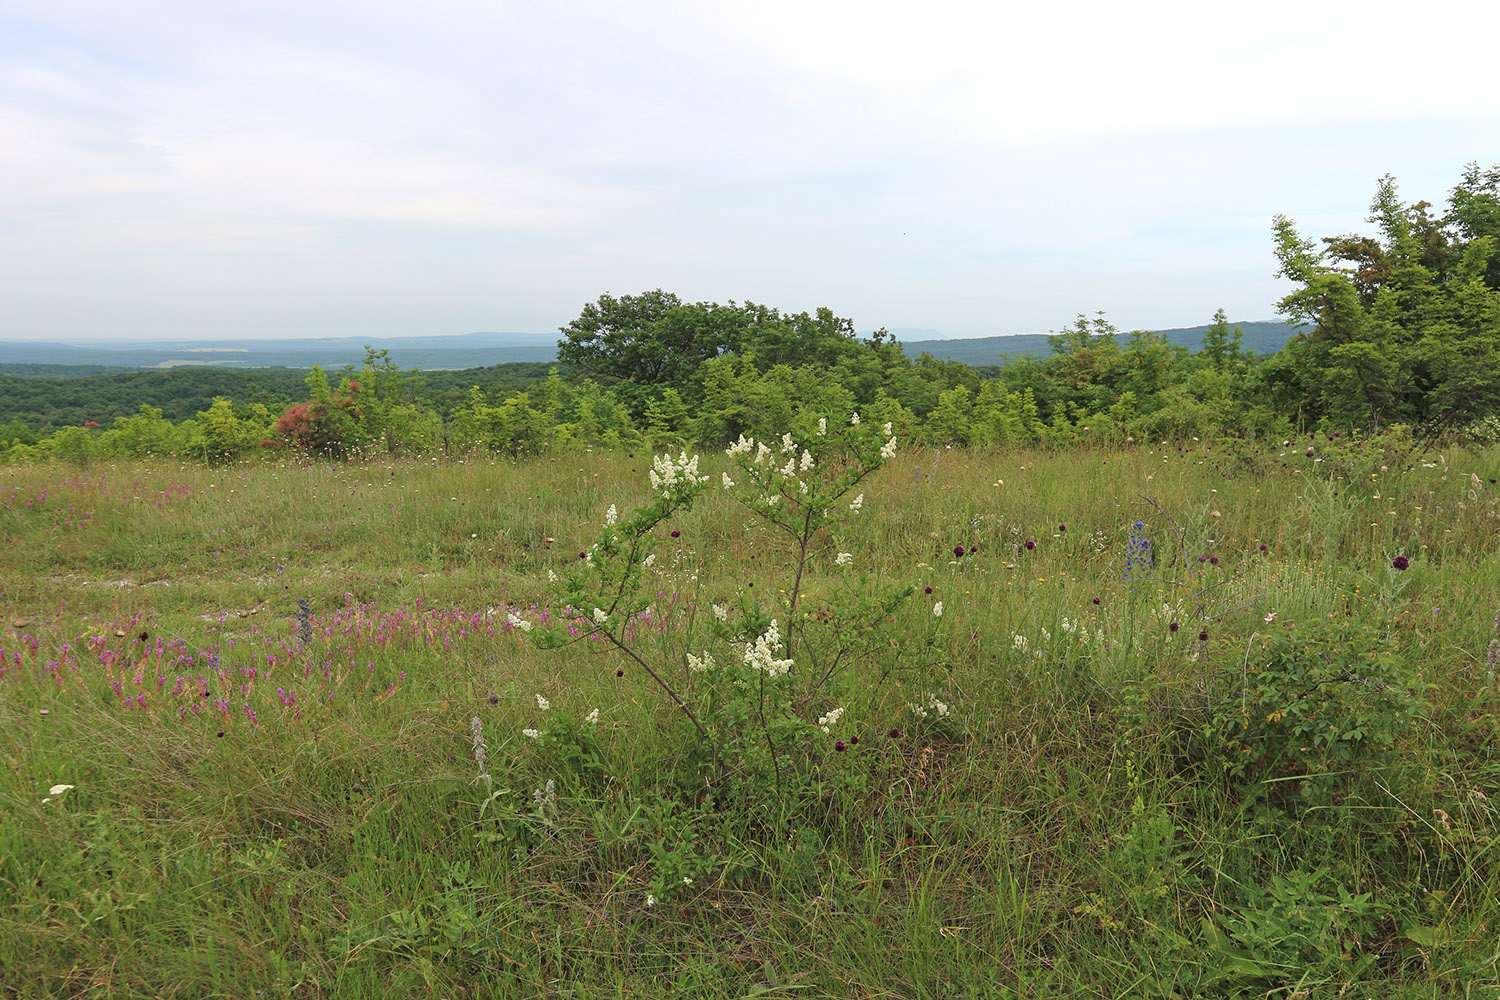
xmin=0 ymin=322 xmax=1306 ymax=372
xmin=895 ymin=321 xmax=1305 ymax=365
xmin=0 ymin=332 xmax=557 ymax=370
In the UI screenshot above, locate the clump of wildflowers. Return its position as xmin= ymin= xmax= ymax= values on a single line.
xmin=818 ymin=706 xmax=845 ymax=733
xmin=743 ymin=620 xmax=793 ymax=677
xmin=296 ymin=597 xmax=313 ymax=645
xmin=1122 ymin=521 xmax=1154 ymax=584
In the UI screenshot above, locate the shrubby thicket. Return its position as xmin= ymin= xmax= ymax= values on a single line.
xmin=5 ymin=166 xmax=1498 ymax=465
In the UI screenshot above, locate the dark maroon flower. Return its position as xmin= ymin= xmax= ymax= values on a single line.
xmin=834 ymin=740 xmax=847 ymax=752
xmin=138 ymin=631 xmax=149 ymax=641
xmin=1197 ymin=555 xmax=1206 ymax=563
xmin=1169 ymin=622 xmax=1180 ymax=632
xmin=1260 ymin=544 xmax=1268 ymax=552
xmin=216 ymin=730 xmax=224 ymax=738
xmin=1058 ymin=524 xmax=1066 ymax=532
xmin=615 ymin=669 xmax=624 ymax=677
xmin=1306 ymin=448 xmax=1315 ymax=457
xmin=953 ymin=545 xmax=965 ymax=558
xmin=1391 ymin=555 xmax=1410 ymax=571
xmin=924 ymin=586 xmax=933 ymax=594
xmin=850 ymin=736 xmax=860 ymax=745
xmin=1025 ymin=540 xmax=1036 ymax=550
xmin=1209 ymin=556 xmax=1219 ymax=565
xmin=888 ymin=727 xmax=901 ymax=739
xmin=1092 ymin=597 xmax=1101 ymax=605
xmin=670 ymin=530 xmax=680 ymax=538
xmin=1198 ymin=631 xmax=1209 ymax=642
xmin=488 ymin=694 xmax=499 ymax=705
xmin=579 ymin=551 xmax=587 ymax=559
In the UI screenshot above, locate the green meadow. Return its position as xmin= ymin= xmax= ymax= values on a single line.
xmin=3 ymin=434 xmax=1499 ymax=998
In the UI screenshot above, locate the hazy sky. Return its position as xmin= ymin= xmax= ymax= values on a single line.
xmin=3 ymin=0 xmax=1497 ymax=342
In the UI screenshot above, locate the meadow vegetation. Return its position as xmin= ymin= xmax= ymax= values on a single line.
xmin=4 ymin=426 xmax=1499 ymax=998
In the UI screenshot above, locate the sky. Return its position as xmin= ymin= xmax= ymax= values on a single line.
xmin=2 ymin=0 xmax=1497 ymax=343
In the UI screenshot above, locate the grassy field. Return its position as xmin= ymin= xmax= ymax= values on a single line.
xmin=3 ymin=435 xmax=1499 ymax=998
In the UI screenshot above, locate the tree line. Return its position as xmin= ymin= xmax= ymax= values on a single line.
xmin=4 ymin=165 xmax=1497 ymax=464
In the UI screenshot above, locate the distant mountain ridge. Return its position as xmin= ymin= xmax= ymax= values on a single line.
xmin=0 ymin=322 xmax=1305 ymax=371
xmin=895 ymin=321 xmax=1304 ymax=365
xmin=0 ymin=332 xmax=557 ymax=370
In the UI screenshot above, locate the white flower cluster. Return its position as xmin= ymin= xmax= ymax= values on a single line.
xmin=686 ymin=650 xmax=716 ymax=673
xmin=712 ymin=603 xmax=729 ymax=622
xmin=880 ymin=436 xmax=898 ymax=460
xmin=932 ymin=601 xmax=944 ymax=617
xmin=522 ymin=728 xmax=541 ymax=740
xmin=834 ymin=552 xmax=852 ymax=567
xmin=535 ymin=693 xmax=551 ymax=711
xmin=605 ymin=504 xmax=618 ymax=526
xmin=817 ymin=417 xmax=827 ymax=436
xmin=817 ymin=706 xmax=845 ymax=734
xmin=848 ymin=493 xmax=864 ymax=514
xmin=592 ymin=608 xmax=609 ymax=625
xmin=506 ymin=611 xmax=533 ymax=633
xmin=743 ymin=619 xmax=793 ymax=677
xmin=1058 ymin=617 xmax=1104 ymax=644
xmin=648 ymin=450 xmax=708 ymax=498
xmin=908 ymin=694 xmax=950 ymax=719
xmin=585 ymin=708 xmax=600 ymax=725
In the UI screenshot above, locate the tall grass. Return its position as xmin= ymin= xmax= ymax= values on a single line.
xmin=2 ymin=438 xmax=1499 ymax=997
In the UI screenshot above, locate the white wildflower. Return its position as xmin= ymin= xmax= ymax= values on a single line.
xmin=754 ymin=442 xmax=772 ymax=465
xmin=643 ymin=553 xmax=656 ymax=567
xmin=799 ymin=449 xmax=814 ymax=472
xmin=780 ymin=432 xmax=797 ymax=453
xmin=592 ymin=608 xmax=609 ymax=624
xmin=712 ymin=603 xmax=728 ymax=622
xmin=682 ymin=877 xmax=692 ymax=886
xmin=850 ymin=412 xmax=860 ymax=425
xmin=798 ymin=479 xmax=809 ymax=495
xmin=818 ymin=706 xmax=845 ymax=733
xmin=883 ymin=421 xmax=892 ymax=436
xmin=648 ymin=450 xmax=708 ymax=498
xmin=506 ymin=611 xmax=533 ymax=633
xmin=743 ymin=619 xmax=793 ymax=677
xmin=1264 ymin=612 xmax=1278 ymax=624
xmin=585 ymin=708 xmax=600 ymax=725
xmin=686 ymin=651 xmax=716 ymax=673
xmin=880 ymin=436 xmax=897 ymax=460
xmin=605 ymin=504 xmax=618 ymax=526
xmin=721 ymin=472 xmax=735 ymax=489
xmin=726 ymin=434 xmax=753 ymax=457
xmin=780 ymin=456 xmax=798 ymax=478
xmin=522 ymin=728 xmax=541 ymax=740
xmin=932 ymin=601 xmax=943 ymax=617
xmin=536 ymin=693 xmax=550 ymax=711
xmin=49 ymin=783 xmax=75 ymax=797
xmin=646 ymin=894 xmax=656 ymax=907
xmin=547 ymin=569 xmax=559 ymax=583
xmin=834 ymin=552 xmax=852 ymax=567
xmin=817 ymin=417 xmax=827 ymax=436
xmin=1012 ymin=634 xmax=1028 ymax=651
xmin=848 ymin=493 xmax=864 ymax=514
